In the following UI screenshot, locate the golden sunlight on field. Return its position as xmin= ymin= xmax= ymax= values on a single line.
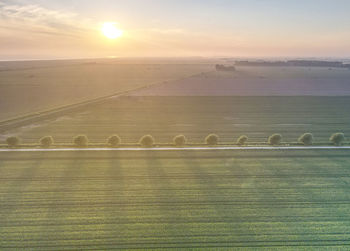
xmin=2 ymin=0 xmax=350 ymax=250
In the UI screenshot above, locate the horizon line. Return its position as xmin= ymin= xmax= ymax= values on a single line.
xmin=1 ymin=56 xmax=350 ymax=63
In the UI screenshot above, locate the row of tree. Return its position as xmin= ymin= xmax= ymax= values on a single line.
xmin=4 ymin=133 xmax=346 ymax=147
xmin=215 ymin=64 xmax=236 ymax=72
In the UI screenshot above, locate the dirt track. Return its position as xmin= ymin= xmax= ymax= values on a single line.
xmin=1 ymin=146 xmax=350 ymax=152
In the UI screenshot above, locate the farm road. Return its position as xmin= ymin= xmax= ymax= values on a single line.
xmin=1 ymin=146 xmax=350 ymax=152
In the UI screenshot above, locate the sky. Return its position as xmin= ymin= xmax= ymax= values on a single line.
xmin=1 ymin=0 xmax=350 ymax=60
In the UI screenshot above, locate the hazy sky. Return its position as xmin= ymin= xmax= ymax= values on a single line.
xmin=1 ymin=0 xmax=350 ymax=60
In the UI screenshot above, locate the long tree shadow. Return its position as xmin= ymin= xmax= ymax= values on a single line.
xmin=142 ymin=150 xmax=179 ymax=247
xmin=36 ymin=151 xmax=90 ymax=247
xmin=102 ymin=151 xmax=126 ymax=245
xmin=1 ymin=152 xmax=45 ymax=223
xmin=178 ymin=150 xmax=249 ymax=244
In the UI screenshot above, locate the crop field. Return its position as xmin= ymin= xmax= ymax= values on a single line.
xmin=0 ymin=59 xmax=212 ymax=120
xmin=1 ymin=62 xmax=350 ymax=250
xmin=132 ymin=66 xmax=350 ymax=96
xmin=3 ymin=96 xmax=350 ymax=144
xmin=1 ymin=149 xmax=350 ymax=250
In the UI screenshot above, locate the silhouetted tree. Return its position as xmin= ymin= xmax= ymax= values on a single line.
xmin=140 ymin=135 xmax=155 ymax=147
xmin=40 ymin=136 xmax=54 ymax=147
xmin=215 ymin=64 xmax=236 ymax=71
xmin=237 ymin=135 xmax=248 ymax=145
xmin=298 ymin=133 xmax=313 ymax=145
xmin=6 ymin=136 xmax=20 ymax=147
xmin=268 ymin=134 xmax=282 ymax=145
xmin=173 ymin=135 xmax=187 ymax=146
xmin=107 ymin=135 xmax=121 ymax=147
xmin=73 ymin=135 xmax=88 ymax=147
xmin=205 ymin=134 xmax=219 ymax=145
xmin=330 ymin=133 xmax=345 ymax=146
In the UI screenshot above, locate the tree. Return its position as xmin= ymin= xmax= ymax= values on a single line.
xmin=173 ymin=135 xmax=187 ymax=146
xmin=330 ymin=133 xmax=345 ymax=146
xmin=140 ymin=135 xmax=155 ymax=147
xmin=237 ymin=135 xmax=248 ymax=145
xmin=268 ymin=134 xmax=282 ymax=145
xmin=6 ymin=136 xmax=20 ymax=147
xmin=205 ymin=134 xmax=219 ymax=145
xmin=73 ymin=135 xmax=88 ymax=147
xmin=298 ymin=133 xmax=313 ymax=145
xmin=215 ymin=64 xmax=236 ymax=71
xmin=107 ymin=135 xmax=121 ymax=147
xmin=40 ymin=136 xmax=54 ymax=147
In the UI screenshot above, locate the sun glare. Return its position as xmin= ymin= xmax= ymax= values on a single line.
xmin=101 ymin=22 xmax=123 ymax=39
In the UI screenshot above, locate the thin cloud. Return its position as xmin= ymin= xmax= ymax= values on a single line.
xmin=148 ymin=28 xmax=185 ymax=35
xmin=0 ymin=1 xmax=94 ymax=37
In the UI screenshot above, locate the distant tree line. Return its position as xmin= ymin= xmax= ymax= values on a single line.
xmin=235 ymin=60 xmax=350 ymax=68
xmin=215 ymin=64 xmax=236 ymax=72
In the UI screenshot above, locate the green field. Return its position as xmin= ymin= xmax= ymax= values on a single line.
xmin=1 ymin=62 xmax=350 ymax=250
xmin=1 ymin=149 xmax=350 ymax=249
xmin=3 ymin=96 xmax=349 ymax=144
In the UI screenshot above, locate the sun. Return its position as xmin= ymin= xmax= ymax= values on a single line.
xmin=101 ymin=22 xmax=123 ymax=39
